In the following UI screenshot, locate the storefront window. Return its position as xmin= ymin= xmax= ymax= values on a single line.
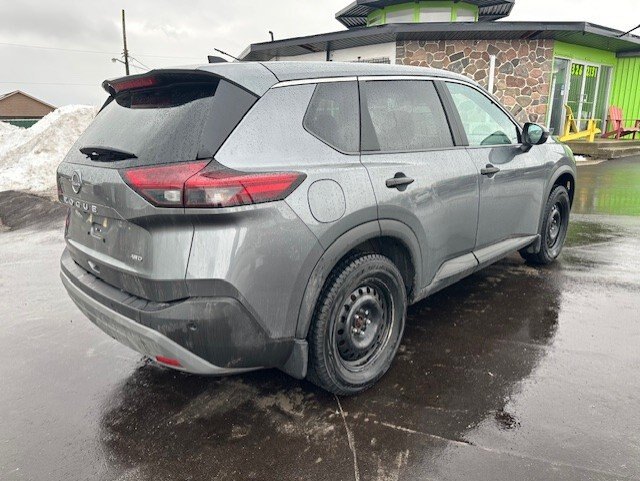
xmin=456 ymin=8 xmax=476 ymax=22
xmin=386 ymin=9 xmax=415 ymax=23
xmin=419 ymin=7 xmax=452 ymax=22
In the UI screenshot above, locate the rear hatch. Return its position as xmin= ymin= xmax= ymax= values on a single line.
xmin=58 ymin=70 xmax=258 ymax=302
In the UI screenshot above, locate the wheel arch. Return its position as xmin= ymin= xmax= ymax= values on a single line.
xmin=538 ymin=164 xmax=576 ymax=232
xmin=294 ymin=220 xmax=422 ymax=340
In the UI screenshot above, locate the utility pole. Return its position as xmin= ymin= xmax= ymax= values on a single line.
xmin=121 ymin=9 xmax=130 ymax=75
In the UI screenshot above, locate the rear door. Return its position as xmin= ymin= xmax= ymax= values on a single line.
xmin=442 ymin=81 xmax=548 ymax=250
xmin=57 ymin=72 xmax=258 ymax=301
xmin=358 ymin=78 xmax=480 ymax=291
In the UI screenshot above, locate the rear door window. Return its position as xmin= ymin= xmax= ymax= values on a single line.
xmin=445 ymin=82 xmax=519 ymax=146
xmin=303 ymin=81 xmax=359 ymax=154
xmin=69 ymin=77 xmax=257 ymax=168
xmin=360 ymin=80 xmax=453 ymax=152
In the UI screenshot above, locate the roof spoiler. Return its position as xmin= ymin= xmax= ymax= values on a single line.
xmin=101 ymin=70 xmax=222 ymax=97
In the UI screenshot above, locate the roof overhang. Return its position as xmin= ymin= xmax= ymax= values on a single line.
xmin=335 ymin=0 xmax=515 ymax=28
xmin=241 ymin=22 xmax=640 ymax=61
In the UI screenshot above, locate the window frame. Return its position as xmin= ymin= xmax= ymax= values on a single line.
xmin=358 ymin=78 xmax=459 ymax=155
xmin=439 ymin=79 xmax=523 ymax=148
xmin=292 ymin=75 xmax=523 ymax=156
xmin=302 ymin=80 xmax=361 ymax=156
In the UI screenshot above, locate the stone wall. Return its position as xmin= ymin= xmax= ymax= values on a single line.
xmin=396 ymin=39 xmax=554 ymax=124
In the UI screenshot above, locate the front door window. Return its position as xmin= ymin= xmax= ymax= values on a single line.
xmin=445 ymin=82 xmax=519 ymax=146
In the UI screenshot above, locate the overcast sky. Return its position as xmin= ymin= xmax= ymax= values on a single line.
xmin=1 ymin=0 xmax=637 ymax=106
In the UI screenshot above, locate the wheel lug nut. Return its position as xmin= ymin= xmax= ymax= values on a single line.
xmin=366 ymin=319 xmax=371 ymax=325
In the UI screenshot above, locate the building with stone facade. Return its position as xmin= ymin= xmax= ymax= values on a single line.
xmin=240 ymin=0 xmax=640 ymax=135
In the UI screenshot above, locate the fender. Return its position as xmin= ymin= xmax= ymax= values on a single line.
xmin=294 ymin=219 xmax=422 ymax=340
xmin=523 ymin=160 xmax=576 ymax=255
xmin=538 ymin=162 xmax=577 ymax=233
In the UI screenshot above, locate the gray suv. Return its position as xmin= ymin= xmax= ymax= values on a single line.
xmin=58 ymin=62 xmax=576 ymax=395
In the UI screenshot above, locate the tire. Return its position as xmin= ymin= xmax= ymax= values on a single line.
xmin=306 ymin=253 xmax=407 ymax=395
xmin=521 ymin=185 xmax=571 ymax=265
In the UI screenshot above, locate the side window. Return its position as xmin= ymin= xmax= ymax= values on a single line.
xmin=360 ymin=80 xmax=453 ymax=152
xmin=303 ymin=81 xmax=359 ymax=153
xmin=445 ymin=82 xmax=519 ymax=146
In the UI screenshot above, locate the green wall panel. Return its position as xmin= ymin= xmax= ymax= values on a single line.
xmin=610 ymin=57 xmax=640 ymax=125
xmin=553 ymin=41 xmax=617 ymax=66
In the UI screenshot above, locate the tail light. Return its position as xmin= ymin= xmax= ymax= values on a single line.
xmin=122 ymin=161 xmax=305 ymax=208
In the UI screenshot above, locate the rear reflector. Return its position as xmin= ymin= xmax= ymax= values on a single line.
xmin=155 ymin=355 xmax=182 ymax=367
xmin=122 ymin=161 xmax=305 ymax=208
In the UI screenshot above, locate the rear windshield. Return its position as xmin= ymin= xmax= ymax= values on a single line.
xmin=66 ymin=77 xmax=257 ymax=168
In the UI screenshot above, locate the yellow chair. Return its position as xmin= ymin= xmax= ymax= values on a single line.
xmin=559 ymin=104 xmax=601 ymax=142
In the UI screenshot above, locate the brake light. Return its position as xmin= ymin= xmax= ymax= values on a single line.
xmin=110 ymin=76 xmax=158 ymax=93
xmin=123 ymin=162 xmax=207 ymax=207
xmin=184 ymin=170 xmax=304 ymax=208
xmin=122 ymin=161 xmax=305 ymax=208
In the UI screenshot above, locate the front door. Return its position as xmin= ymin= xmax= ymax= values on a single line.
xmin=358 ymin=78 xmax=480 ymax=288
xmin=567 ymin=63 xmax=601 ymax=130
xmin=443 ymin=81 xmax=548 ymax=250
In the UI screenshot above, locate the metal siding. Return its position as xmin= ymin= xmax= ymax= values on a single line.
xmin=610 ymin=57 xmax=640 ymax=124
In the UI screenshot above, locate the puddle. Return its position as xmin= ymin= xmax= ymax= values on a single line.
xmin=565 ymin=220 xmax=620 ymax=247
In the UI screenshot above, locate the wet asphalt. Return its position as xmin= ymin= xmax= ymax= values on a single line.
xmin=1 ymin=157 xmax=639 ymax=481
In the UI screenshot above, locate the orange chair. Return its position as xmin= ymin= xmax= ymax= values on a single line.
xmin=603 ymin=106 xmax=640 ymax=139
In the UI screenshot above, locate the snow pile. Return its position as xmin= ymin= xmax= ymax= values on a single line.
xmin=0 ymin=105 xmax=98 ymax=195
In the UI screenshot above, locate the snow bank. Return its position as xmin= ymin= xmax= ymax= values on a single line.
xmin=0 ymin=105 xmax=98 ymax=195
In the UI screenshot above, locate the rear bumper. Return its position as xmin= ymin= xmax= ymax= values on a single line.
xmin=61 ymin=269 xmax=249 ymax=375
xmin=60 ymin=249 xmax=302 ymax=375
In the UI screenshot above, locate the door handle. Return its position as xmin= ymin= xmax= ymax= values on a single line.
xmin=386 ymin=173 xmax=414 ymax=191
xmin=481 ymin=165 xmax=500 ymax=176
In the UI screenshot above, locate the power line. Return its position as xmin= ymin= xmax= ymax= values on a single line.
xmin=129 ymin=55 xmax=151 ymax=70
xmin=618 ymin=23 xmax=640 ymax=37
xmin=0 ymin=40 xmax=204 ymax=60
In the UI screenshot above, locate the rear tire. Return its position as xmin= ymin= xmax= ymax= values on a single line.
xmin=521 ymin=185 xmax=570 ymax=265
xmin=306 ymin=253 xmax=406 ymax=395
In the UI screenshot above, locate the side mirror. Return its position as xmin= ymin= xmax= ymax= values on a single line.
xmin=521 ymin=123 xmax=549 ymax=151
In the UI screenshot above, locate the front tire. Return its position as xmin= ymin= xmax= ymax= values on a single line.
xmin=521 ymin=185 xmax=570 ymax=265
xmin=306 ymin=254 xmax=407 ymax=395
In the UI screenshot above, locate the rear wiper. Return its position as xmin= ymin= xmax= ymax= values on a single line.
xmin=80 ymin=146 xmax=137 ymax=162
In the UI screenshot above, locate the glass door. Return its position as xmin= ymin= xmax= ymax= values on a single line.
xmin=595 ymin=66 xmax=613 ymax=131
xmin=581 ymin=65 xmax=600 ymax=128
xmin=567 ymin=63 xmax=588 ymax=129
xmin=546 ymin=59 xmax=612 ymax=135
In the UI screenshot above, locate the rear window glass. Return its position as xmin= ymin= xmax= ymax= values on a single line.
xmin=360 ymin=80 xmax=453 ymax=152
xmin=303 ymin=81 xmax=359 ymax=154
xmin=68 ymin=78 xmax=256 ymax=168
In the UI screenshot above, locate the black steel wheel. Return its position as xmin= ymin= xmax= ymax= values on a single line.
xmin=521 ymin=185 xmax=571 ymax=265
xmin=307 ymin=253 xmax=406 ymax=395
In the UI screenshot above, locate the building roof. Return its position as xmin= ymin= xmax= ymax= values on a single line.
xmin=240 ymin=21 xmax=640 ymax=61
xmin=0 ymin=90 xmax=56 ymax=109
xmin=336 ymin=0 xmax=515 ymax=28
